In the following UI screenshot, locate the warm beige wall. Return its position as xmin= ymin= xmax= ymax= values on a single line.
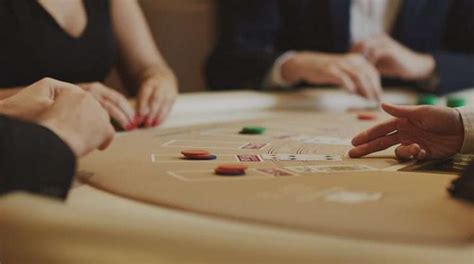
xmin=139 ymin=0 xmax=216 ymax=92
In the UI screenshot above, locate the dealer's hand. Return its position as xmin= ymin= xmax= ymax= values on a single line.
xmin=136 ymin=67 xmax=178 ymax=127
xmin=349 ymin=103 xmax=464 ymax=161
xmin=79 ymin=82 xmax=136 ymax=130
xmin=351 ymin=34 xmax=435 ymax=81
xmin=281 ymin=52 xmax=382 ymax=101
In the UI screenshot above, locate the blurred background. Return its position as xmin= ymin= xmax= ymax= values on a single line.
xmin=109 ymin=0 xmax=215 ymax=93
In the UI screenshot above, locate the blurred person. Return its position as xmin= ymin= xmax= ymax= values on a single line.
xmin=0 ymin=78 xmax=114 ymax=199
xmin=0 ymin=0 xmax=178 ymax=130
xmin=206 ymin=0 xmax=474 ymax=101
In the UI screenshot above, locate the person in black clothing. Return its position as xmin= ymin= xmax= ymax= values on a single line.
xmin=0 ymin=78 xmax=114 ymax=199
xmin=206 ymin=0 xmax=474 ymax=100
xmin=0 ymin=0 xmax=177 ymax=130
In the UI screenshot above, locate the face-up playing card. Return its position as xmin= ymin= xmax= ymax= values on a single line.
xmin=237 ymin=155 xmax=262 ymax=162
xmin=240 ymin=143 xmax=268 ymax=150
xmin=261 ymin=154 xmax=342 ymax=161
xmin=285 ymin=165 xmax=376 ymax=173
xmin=302 ymin=136 xmax=352 ymax=146
xmin=256 ymin=168 xmax=296 ymax=177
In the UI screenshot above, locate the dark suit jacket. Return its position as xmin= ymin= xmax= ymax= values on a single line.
xmin=206 ymin=0 xmax=474 ymax=94
xmin=0 ymin=115 xmax=76 ymax=199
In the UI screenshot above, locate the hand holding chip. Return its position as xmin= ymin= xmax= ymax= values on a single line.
xmin=136 ymin=66 xmax=178 ymax=128
xmin=349 ymin=103 xmax=464 ymax=161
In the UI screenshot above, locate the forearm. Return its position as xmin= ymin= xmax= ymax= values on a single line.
xmin=0 ymin=87 xmax=24 ymax=99
xmin=0 ymin=115 xmax=76 ymax=199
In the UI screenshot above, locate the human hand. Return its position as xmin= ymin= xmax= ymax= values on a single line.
xmin=349 ymin=103 xmax=464 ymax=161
xmin=281 ymin=52 xmax=382 ymax=101
xmin=351 ymin=34 xmax=435 ymax=81
xmin=38 ymin=85 xmax=115 ymax=157
xmin=0 ymin=78 xmax=61 ymax=121
xmin=79 ymin=82 xmax=136 ymax=130
xmin=0 ymin=78 xmax=114 ymax=157
xmin=136 ymin=67 xmax=178 ymax=127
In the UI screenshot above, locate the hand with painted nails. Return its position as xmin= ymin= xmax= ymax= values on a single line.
xmin=136 ymin=67 xmax=178 ymax=128
xmin=79 ymin=82 xmax=137 ymax=131
xmin=349 ymin=103 xmax=464 ymax=161
xmin=281 ymin=52 xmax=383 ymax=102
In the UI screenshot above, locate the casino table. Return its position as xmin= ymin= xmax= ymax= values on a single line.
xmin=1 ymin=88 xmax=474 ymax=264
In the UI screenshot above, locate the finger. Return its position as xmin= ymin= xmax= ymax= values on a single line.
xmin=352 ymin=118 xmax=399 ymax=146
xmin=381 ymin=103 xmax=420 ymax=118
xmin=101 ymin=100 xmax=130 ymax=129
xmin=155 ymin=99 xmax=175 ymax=126
xmin=416 ymin=148 xmax=428 ymax=161
xmin=348 ymin=133 xmax=400 ymax=158
xmin=137 ymin=81 xmax=154 ymax=117
xmin=339 ymin=62 xmax=375 ymax=101
xmin=327 ymin=66 xmax=357 ymax=93
xmin=395 ymin=144 xmax=421 ymax=160
xmin=145 ymin=90 xmax=164 ymax=127
xmin=104 ymin=90 xmax=135 ymax=122
xmin=364 ymin=64 xmax=383 ymax=101
xmin=98 ymin=125 xmax=115 ymax=150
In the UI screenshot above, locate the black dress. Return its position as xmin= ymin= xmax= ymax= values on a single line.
xmin=0 ymin=0 xmax=116 ymax=87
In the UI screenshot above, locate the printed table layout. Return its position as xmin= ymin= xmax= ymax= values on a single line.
xmin=79 ymin=111 xmax=474 ymax=245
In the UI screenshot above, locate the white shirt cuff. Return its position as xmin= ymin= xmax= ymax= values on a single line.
xmin=457 ymin=107 xmax=474 ymax=154
xmin=264 ymin=51 xmax=297 ymax=87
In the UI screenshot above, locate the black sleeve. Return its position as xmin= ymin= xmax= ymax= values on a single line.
xmin=0 ymin=115 xmax=76 ymax=200
xmin=433 ymin=0 xmax=474 ymax=94
xmin=205 ymin=0 xmax=282 ymax=90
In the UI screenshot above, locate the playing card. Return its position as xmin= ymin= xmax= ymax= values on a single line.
xmin=261 ymin=154 xmax=341 ymax=161
xmin=237 ymin=154 xmax=262 ymax=162
xmin=240 ymin=143 xmax=268 ymax=150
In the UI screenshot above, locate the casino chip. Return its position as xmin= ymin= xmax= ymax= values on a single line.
xmin=215 ymin=164 xmax=248 ymax=176
xmin=357 ymin=113 xmax=377 ymax=121
xmin=240 ymin=126 xmax=266 ymax=135
xmin=417 ymin=94 xmax=438 ymax=105
xmin=181 ymin=150 xmax=216 ymax=160
xmin=447 ymin=96 xmax=466 ymax=108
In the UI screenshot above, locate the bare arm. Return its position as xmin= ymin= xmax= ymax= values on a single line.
xmin=110 ymin=0 xmax=177 ymax=126
xmin=0 ymin=87 xmax=27 ymax=100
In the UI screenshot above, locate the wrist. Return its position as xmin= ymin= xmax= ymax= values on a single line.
xmin=39 ymin=119 xmax=83 ymax=157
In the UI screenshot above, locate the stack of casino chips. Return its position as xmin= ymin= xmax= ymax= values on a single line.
xmin=451 ymin=154 xmax=474 ymax=171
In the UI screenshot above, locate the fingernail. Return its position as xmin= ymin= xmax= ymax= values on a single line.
xmin=124 ymin=123 xmax=135 ymax=131
xmin=145 ymin=118 xmax=153 ymax=127
xmin=133 ymin=115 xmax=143 ymax=126
xmin=153 ymin=119 xmax=161 ymax=127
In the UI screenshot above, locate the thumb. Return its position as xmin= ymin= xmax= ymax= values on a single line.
xmin=381 ymin=103 xmax=419 ymax=118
